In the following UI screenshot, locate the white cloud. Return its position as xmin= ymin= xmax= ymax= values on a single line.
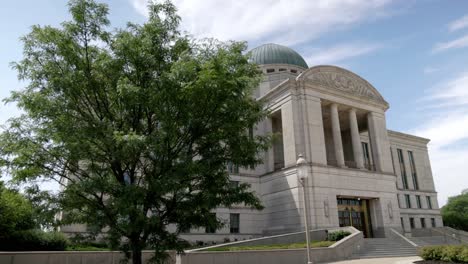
xmin=449 ymin=14 xmax=468 ymax=32
xmin=411 ymin=71 xmax=468 ymax=206
xmin=131 ymin=0 xmax=393 ymax=46
xmin=304 ymin=43 xmax=381 ymax=65
xmin=433 ymin=34 xmax=468 ymax=53
xmin=423 ymin=66 xmax=440 ymax=74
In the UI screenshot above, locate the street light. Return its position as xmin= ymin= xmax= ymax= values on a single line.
xmin=297 ymin=154 xmax=313 ymax=264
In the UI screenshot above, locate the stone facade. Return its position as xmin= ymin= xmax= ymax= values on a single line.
xmin=61 ymin=44 xmax=442 ymax=243
xmin=175 ymin=46 xmax=441 ymax=242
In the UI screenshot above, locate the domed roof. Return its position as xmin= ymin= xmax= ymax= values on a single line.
xmin=249 ymin=43 xmax=308 ymax=69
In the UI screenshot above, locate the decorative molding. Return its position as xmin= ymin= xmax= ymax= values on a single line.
xmin=299 ymin=65 xmax=388 ymax=106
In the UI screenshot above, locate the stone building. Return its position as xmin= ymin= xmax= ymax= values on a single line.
xmin=61 ymin=43 xmax=442 ymax=242
xmin=178 ymin=43 xmax=442 ymax=242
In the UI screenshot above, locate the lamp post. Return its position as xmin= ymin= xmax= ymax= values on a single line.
xmin=297 ymin=154 xmax=313 ymax=264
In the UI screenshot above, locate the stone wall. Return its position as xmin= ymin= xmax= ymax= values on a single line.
xmin=0 ymin=251 xmax=176 ymax=264
xmin=177 ymin=227 xmax=363 ymax=264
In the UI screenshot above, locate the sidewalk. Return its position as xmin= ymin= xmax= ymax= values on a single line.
xmin=326 ymin=256 xmax=422 ymax=264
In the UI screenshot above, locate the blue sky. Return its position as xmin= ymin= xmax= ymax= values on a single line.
xmin=1 ymin=0 xmax=468 ymax=206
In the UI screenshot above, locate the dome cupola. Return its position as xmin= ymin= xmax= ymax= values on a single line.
xmin=249 ymin=43 xmax=308 ymax=69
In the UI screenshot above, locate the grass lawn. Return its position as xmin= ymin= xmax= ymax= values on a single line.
xmin=203 ymin=240 xmax=335 ymax=251
xmin=66 ymin=245 xmax=111 ymax=251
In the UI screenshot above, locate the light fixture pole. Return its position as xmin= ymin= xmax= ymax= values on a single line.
xmin=297 ymin=154 xmax=313 ymax=264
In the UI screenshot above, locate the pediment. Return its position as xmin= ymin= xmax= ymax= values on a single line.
xmin=298 ymin=66 xmax=387 ymax=105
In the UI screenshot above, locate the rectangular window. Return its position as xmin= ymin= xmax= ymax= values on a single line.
xmin=416 ymin=195 xmax=422 ymax=209
xmin=227 ymin=161 xmax=239 ymax=174
xmin=362 ymin=142 xmax=372 ymax=170
xmin=431 ymin=218 xmax=436 ymax=228
xmin=405 ymin=194 xmax=411 ymax=208
xmin=271 ymin=111 xmax=284 ymax=171
xmin=390 ymin=147 xmax=396 ymax=174
xmin=427 ymin=196 xmax=433 ymax=209
xmin=420 ymin=218 xmax=426 ymax=228
xmin=397 ymin=194 xmax=401 ymax=208
xmin=401 ymin=217 xmax=405 ymax=230
xmin=229 ymin=180 xmax=239 ymax=188
xmin=230 ymin=213 xmax=240 ymax=234
xmin=397 ymin=149 xmax=409 ymax=189
xmin=409 ymin=217 xmax=415 ymax=229
xmin=408 ymin=151 xmax=419 ymax=190
xmin=205 ymin=213 xmax=216 ymax=233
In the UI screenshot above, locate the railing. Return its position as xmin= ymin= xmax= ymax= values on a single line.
xmin=327 ymin=159 xmax=376 ymax=171
xmin=345 ymin=160 xmax=358 ymax=168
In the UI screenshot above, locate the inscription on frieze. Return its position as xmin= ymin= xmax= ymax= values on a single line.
xmin=306 ymin=70 xmax=385 ymax=103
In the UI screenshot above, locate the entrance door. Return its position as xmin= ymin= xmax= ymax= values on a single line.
xmin=337 ymin=198 xmax=373 ymax=238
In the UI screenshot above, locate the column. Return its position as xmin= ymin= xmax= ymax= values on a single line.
xmin=349 ymin=108 xmax=364 ymax=169
xmin=330 ymin=103 xmax=345 ymax=167
xmin=367 ymin=112 xmax=394 ymax=173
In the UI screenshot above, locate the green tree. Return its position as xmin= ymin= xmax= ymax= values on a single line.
xmin=441 ymin=193 xmax=468 ymax=232
xmin=0 ymin=182 xmax=35 ymax=235
xmin=0 ymin=0 xmax=268 ymax=263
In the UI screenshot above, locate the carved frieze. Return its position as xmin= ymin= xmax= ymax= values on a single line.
xmin=304 ymin=67 xmax=386 ymax=104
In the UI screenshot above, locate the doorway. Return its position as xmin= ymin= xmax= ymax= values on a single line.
xmin=337 ymin=197 xmax=373 ymax=238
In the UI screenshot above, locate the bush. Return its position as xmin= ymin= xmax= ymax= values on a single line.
xmin=420 ymin=245 xmax=468 ymax=263
xmin=327 ymin=230 xmax=351 ymax=241
xmin=0 ymin=229 xmax=69 ymax=251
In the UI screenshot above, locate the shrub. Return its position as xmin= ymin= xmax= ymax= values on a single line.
xmin=420 ymin=245 xmax=468 ymax=263
xmin=327 ymin=230 xmax=351 ymax=241
xmin=442 ymin=245 xmax=464 ymax=262
xmin=420 ymin=246 xmax=443 ymax=261
xmin=459 ymin=247 xmax=468 ymax=262
xmin=0 ymin=229 xmax=69 ymax=251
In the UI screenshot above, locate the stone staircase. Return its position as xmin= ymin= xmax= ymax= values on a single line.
xmin=409 ymin=235 xmax=461 ymax=246
xmin=353 ymin=237 xmax=418 ymax=259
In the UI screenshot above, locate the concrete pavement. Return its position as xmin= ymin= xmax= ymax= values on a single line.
xmin=325 ymin=256 xmax=422 ymax=264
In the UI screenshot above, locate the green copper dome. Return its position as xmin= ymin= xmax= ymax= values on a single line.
xmin=249 ymin=43 xmax=308 ymax=69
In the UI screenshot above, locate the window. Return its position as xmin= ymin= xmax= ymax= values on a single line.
xmin=408 ymin=151 xmax=419 ymax=190
xmin=279 ymin=68 xmax=287 ymax=72
xmin=290 ymin=69 xmax=297 ymax=73
xmin=180 ymin=226 xmax=190 ymax=233
xmin=362 ymin=142 xmax=371 ymax=170
xmin=227 ymin=161 xmax=239 ymax=174
xmin=416 ymin=195 xmax=422 ymax=209
xmin=431 ymin=218 xmax=436 ymax=228
xmin=248 ymin=127 xmax=255 ymax=170
xmin=390 ymin=147 xmax=396 ymax=174
xmin=397 ymin=149 xmax=409 ymax=189
xmin=409 ymin=217 xmax=415 ymax=229
xmin=230 ymin=213 xmax=240 ymax=233
xmin=405 ymin=194 xmax=411 ymax=208
xmin=229 ymin=180 xmax=239 ymax=188
xmin=401 ymin=217 xmax=405 ymax=230
xmin=266 ymin=68 xmax=275 ymax=73
xmin=397 ymin=194 xmax=401 ymax=208
xmin=420 ymin=218 xmax=426 ymax=228
xmin=205 ymin=213 xmax=216 ymax=233
xmin=271 ymin=111 xmax=284 ymax=171
xmin=427 ymin=196 xmax=433 ymax=209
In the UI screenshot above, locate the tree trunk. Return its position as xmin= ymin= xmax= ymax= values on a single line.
xmin=131 ymin=243 xmax=143 ymax=264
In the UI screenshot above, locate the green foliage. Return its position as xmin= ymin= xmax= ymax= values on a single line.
xmin=0 ymin=182 xmax=35 ymax=234
xmin=204 ymin=241 xmax=334 ymax=251
xmin=420 ymin=245 xmax=468 ymax=263
xmin=24 ymin=184 xmax=61 ymax=230
xmin=442 ymin=193 xmax=468 ymax=232
xmin=327 ymin=230 xmax=351 ymax=241
xmin=0 ymin=229 xmax=69 ymax=251
xmin=0 ymin=0 xmax=269 ymax=263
